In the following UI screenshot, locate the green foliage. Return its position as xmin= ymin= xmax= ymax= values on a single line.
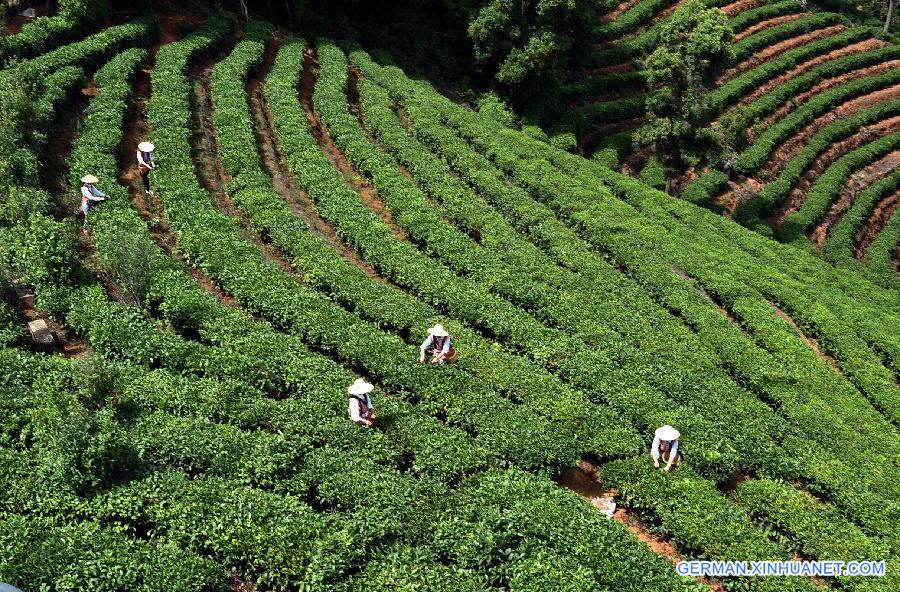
xmin=636 ymin=0 xmax=733 ymax=180
xmin=0 ymin=0 xmax=108 ymax=65
xmin=476 ymin=91 xmax=516 ymax=126
xmin=467 ymin=0 xmax=584 ymax=90
xmin=639 ymin=155 xmax=667 ymax=190
xmin=93 ymin=223 xmax=154 ymax=308
xmin=592 ymin=146 xmax=619 ymax=170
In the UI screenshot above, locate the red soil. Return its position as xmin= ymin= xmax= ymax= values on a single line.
xmin=735 ymin=13 xmax=809 ymax=42
xmin=600 ymin=0 xmax=642 ymax=23
xmin=720 ymin=0 xmax=765 ymax=17
xmin=854 ymin=189 xmax=900 ymax=259
xmin=755 ymin=63 xmax=900 ymax=137
xmin=722 ymin=24 xmax=847 ymax=82
xmin=770 ymin=125 xmax=900 ymax=228
xmin=4 ymin=3 xmax=47 ymax=36
xmin=721 ymin=39 xmax=889 ymax=127
xmin=300 ymin=47 xmax=407 ymax=241
xmin=586 ymin=62 xmax=635 ymax=77
xmin=810 ymin=149 xmax=900 ymax=247
xmin=715 ymin=175 xmax=766 ymax=216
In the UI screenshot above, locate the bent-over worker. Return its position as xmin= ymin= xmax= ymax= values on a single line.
xmin=651 ymin=424 xmax=681 ymax=472
xmin=348 ymin=378 xmax=376 ymax=426
xmin=419 ymin=323 xmax=457 ymax=365
xmin=78 ymin=174 xmax=106 ymax=228
xmin=136 ymin=141 xmax=156 ymax=193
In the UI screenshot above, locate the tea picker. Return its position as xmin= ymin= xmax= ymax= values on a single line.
xmin=651 ymin=425 xmax=681 ymax=472
xmin=348 ymin=378 xmax=376 ymax=426
xmin=136 ymin=141 xmax=156 ymax=193
xmin=77 ymin=174 xmax=106 ymax=229
xmin=419 ymin=323 xmax=457 ymax=365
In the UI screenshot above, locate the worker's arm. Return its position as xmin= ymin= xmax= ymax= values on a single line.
xmin=137 ymin=151 xmax=148 ymax=167
xmin=89 ymin=186 xmax=107 ymax=199
xmin=664 ymin=440 xmax=678 ymax=472
xmin=349 ymin=398 xmax=361 ymax=422
xmin=650 ymin=436 xmax=660 ymax=468
xmin=419 ymin=335 xmax=433 ymax=363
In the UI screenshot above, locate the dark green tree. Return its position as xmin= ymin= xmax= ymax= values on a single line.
xmin=634 ymin=0 xmax=733 ymax=193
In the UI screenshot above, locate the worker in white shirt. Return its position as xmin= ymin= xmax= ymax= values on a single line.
xmin=651 ymin=425 xmax=681 ymax=472
xmin=78 ymin=174 xmax=106 ymax=228
xmin=136 ymin=141 xmax=156 ymax=193
xmin=348 ymin=378 xmax=376 ymax=426
xmin=419 ymin=323 xmax=457 ymax=365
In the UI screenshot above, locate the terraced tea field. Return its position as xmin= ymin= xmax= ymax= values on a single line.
xmin=557 ymin=0 xmax=899 ymax=282
xmin=0 ymin=5 xmax=897 ymax=591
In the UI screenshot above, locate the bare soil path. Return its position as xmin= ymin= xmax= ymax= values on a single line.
xmin=300 ymin=47 xmax=407 ymax=241
xmin=720 ymin=0 xmax=765 ymax=17
xmin=721 ymin=25 xmax=847 ymax=83
xmin=735 ymin=14 xmax=808 ymax=42
xmin=244 ymin=37 xmax=388 ymax=283
xmin=556 ymin=460 xmax=724 ymax=592
xmin=756 ymin=72 xmax=900 ymax=137
xmin=854 ymin=189 xmax=900 ymax=259
xmin=809 ymin=149 xmax=900 ymax=247
xmin=768 ymin=302 xmax=843 ymax=376
xmin=770 ymin=129 xmax=900 ymax=229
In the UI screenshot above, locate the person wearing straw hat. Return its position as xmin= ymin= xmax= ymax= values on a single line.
xmin=136 ymin=141 xmax=156 ymax=193
xmin=419 ymin=323 xmax=457 ymax=365
xmin=651 ymin=425 xmax=681 ymax=472
xmin=348 ymin=378 xmax=376 ymax=426
xmin=78 ymin=174 xmax=106 ymax=228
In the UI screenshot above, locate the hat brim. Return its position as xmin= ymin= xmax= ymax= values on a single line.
xmin=81 ymin=175 xmax=99 ymax=184
xmin=348 ymin=382 xmax=374 ymax=395
xmin=655 ymin=426 xmax=680 ymax=440
xmin=428 ymin=326 xmax=449 ymax=337
xmin=138 ymin=142 xmax=155 ymax=152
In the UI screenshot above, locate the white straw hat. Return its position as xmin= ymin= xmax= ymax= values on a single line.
xmin=348 ymin=378 xmax=374 ymax=395
xmin=81 ymin=174 xmax=99 ymax=184
xmin=138 ymin=141 xmax=155 ymax=152
xmin=428 ymin=323 xmax=449 ymax=337
xmin=655 ymin=425 xmax=680 ymax=441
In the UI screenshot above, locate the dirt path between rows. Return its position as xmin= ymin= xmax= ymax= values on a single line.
xmin=585 ymin=62 xmax=635 ymax=77
xmin=13 ymin=285 xmax=91 ymax=357
xmin=244 ymin=38 xmax=388 ymax=284
xmin=557 ymin=461 xmax=723 ymax=592
xmin=756 ymin=70 xmax=900 ymax=138
xmin=719 ymin=39 xmax=887 ymax=125
xmin=714 ymin=175 xmax=766 ymax=216
xmin=854 ymin=189 xmax=900 ymax=259
xmin=735 ymin=13 xmax=808 ymax=42
xmin=720 ymin=0 xmax=764 ymax=17
xmin=600 ymin=0 xmax=641 ymax=22
xmin=300 ymin=47 xmax=407 ymax=241
xmin=768 ymin=117 xmax=900 ymax=228
xmin=768 ymin=302 xmax=842 ymax=376
xmin=669 ymin=265 xmax=749 ymax=336
xmin=809 ymin=149 xmax=900 ymax=247
xmin=721 ymin=24 xmax=846 ymax=83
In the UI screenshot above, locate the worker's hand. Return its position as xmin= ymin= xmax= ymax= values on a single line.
xmin=653 ymin=459 xmax=660 ymax=469
xmin=664 ymin=463 xmax=672 ymax=473
xmin=419 ymin=352 xmax=425 ymax=363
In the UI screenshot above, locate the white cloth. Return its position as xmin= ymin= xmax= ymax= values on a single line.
xmin=137 ymin=150 xmax=154 ymax=167
xmin=650 ymin=436 xmax=678 ymax=461
xmin=420 ymin=334 xmax=451 ymax=354
xmin=348 ymin=394 xmax=373 ymax=422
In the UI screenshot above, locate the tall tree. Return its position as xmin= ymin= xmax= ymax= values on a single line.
xmin=634 ymin=0 xmax=733 ymax=194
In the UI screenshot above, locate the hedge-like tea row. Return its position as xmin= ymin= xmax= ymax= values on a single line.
xmin=781 ymin=132 xmax=900 ymax=250
xmin=824 ymin=168 xmax=900 ymax=284
xmin=209 ymin=31 xmax=640 ymax=461
xmin=728 ymin=0 xmax=804 ymax=33
xmin=593 ymin=0 xmax=677 ymax=42
xmin=736 ymin=99 xmax=900 ymax=222
xmin=734 ymin=67 xmax=900 ymax=174
xmin=357 ymin=50 xmax=900 ymax=505
xmin=681 ymin=169 xmax=728 ymax=210
xmin=862 ymin=201 xmax=900 ymax=288
xmin=733 ymin=478 xmax=899 ymax=590
xmin=731 ymin=13 xmax=846 ymax=63
xmin=556 ymin=70 xmax=646 ymax=105
xmin=147 ymin=17 xmax=584 ymax=473
xmin=705 ymin=27 xmax=875 ymax=117
xmin=0 ymin=0 xmax=105 ymax=65
xmin=316 ymin=40 xmax=808 ymax=483
xmin=379 ymin=65 xmax=900 ymax=537
xmin=601 ymin=459 xmax=822 ymax=592
xmin=557 ymin=91 xmax=650 ymax=134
